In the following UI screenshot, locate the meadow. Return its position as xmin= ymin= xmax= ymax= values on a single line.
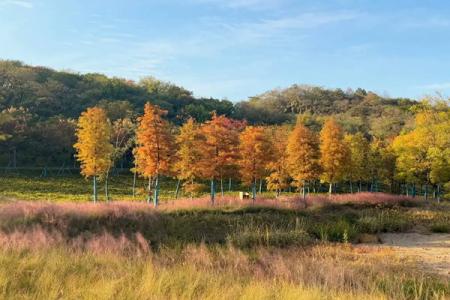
xmin=0 ymin=173 xmax=449 ymax=299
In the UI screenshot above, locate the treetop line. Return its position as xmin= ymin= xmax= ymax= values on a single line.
xmin=73 ymin=101 xmax=450 ymax=206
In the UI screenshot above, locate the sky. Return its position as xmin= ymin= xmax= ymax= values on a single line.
xmin=1 ymin=0 xmax=450 ymax=101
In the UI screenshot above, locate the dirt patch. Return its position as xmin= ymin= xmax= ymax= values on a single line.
xmin=371 ymin=233 xmax=450 ymax=277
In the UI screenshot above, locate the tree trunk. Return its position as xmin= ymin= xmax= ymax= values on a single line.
xmin=302 ymin=181 xmax=307 ymax=208
xmin=220 ymin=176 xmax=224 ymax=198
xmin=412 ymin=184 xmax=416 ymax=198
xmin=147 ymin=177 xmax=152 ymax=204
xmin=132 ymin=171 xmax=137 ymax=198
xmin=259 ymin=179 xmax=262 ymax=194
xmin=350 ymin=181 xmax=353 ymax=194
xmin=228 ymin=178 xmax=232 ymax=192
xmin=359 ymin=181 xmax=362 ymax=192
xmin=424 ymin=183 xmax=428 ymax=201
xmin=437 ymin=184 xmax=441 ymax=203
xmin=210 ymin=179 xmax=215 ymax=205
xmin=153 ymin=175 xmax=159 ymax=207
xmin=175 ymin=179 xmax=181 ymax=199
xmin=105 ymin=175 xmax=109 ymax=202
xmin=93 ymin=176 xmax=97 ymax=203
xmin=252 ymin=178 xmax=256 ymax=202
xmin=328 ymin=182 xmax=332 ymax=195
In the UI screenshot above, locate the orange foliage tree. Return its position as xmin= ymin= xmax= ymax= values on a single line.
xmin=286 ymin=116 xmax=320 ymax=204
xmin=238 ymin=126 xmax=272 ymax=201
xmin=319 ymin=118 xmax=349 ymax=194
xmin=173 ymin=118 xmax=204 ymax=198
xmin=198 ymin=113 xmax=244 ymax=204
xmin=133 ymin=103 xmax=174 ymax=206
xmin=266 ymin=125 xmax=291 ymax=197
xmin=74 ymin=107 xmax=113 ymax=203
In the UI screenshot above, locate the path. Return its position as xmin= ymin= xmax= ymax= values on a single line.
xmin=376 ymin=233 xmax=450 ymax=277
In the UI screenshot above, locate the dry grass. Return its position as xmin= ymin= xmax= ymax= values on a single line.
xmin=0 ymin=236 xmax=447 ymax=299
xmin=0 ymin=194 xmax=447 ymax=299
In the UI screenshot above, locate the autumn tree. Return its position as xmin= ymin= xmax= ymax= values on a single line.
xmin=198 ymin=113 xmax=243 ymax=204
xmin=319 ymin=118 xmax=349 ymax=194
xmin=344 ymin=133 xmax=369 ymax=192
xmin=104 ymin=118 xmax=135 ymax=201
xmin=266 ymin=125 xmax=291 ymax=197
xmin=238 ymin=126 xmax=272 ymax=201
xmin=133 ymin=103 xmax=174 ymax=206
xmin=74 ymin=107 xmax=113 ymax=202
xmin=173 ymin=118 xmax=204 ymax=198
xmin=286 ymin=116 xmax=320 ymax=204
xmin=393 ymin=102 xmax=450 ymax=200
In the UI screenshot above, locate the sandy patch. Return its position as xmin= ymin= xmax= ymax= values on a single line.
xmin=377 ymin=233 xmax=450 ymax=277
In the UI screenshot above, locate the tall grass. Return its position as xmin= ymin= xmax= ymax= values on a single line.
xmin=0 ymin=243 xmax=447 ymax=299
xmin=0 ymin=197 xmax=448 ymax=299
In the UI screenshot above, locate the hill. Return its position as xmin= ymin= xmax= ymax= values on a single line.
xmin=0 ymin=60 xmax=418 ymax=167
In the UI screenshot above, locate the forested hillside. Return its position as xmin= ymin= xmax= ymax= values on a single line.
xmin=0 ymin=60 xmax=419 ymax=167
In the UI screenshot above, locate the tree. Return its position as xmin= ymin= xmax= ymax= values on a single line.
xmin=367 ymin=138 xmax=396 ymax=193
xmin=319 ymin=118 xmax=349 ymax=194
xmin=173 ymin=118 xmax=204 ymax=198
xmin=393 ymin=103 xmax=450 ymax=200
xmin=266 ymin=126 xmax=291 ymax=197
xmin=74 ymin=107 xmax=113 ymax=202
xmin=344 ymin=133 xmax=369 ymax=192
xmin=104 ymin=118 xmax=135 ymax=201
xmin=133 ymin=103 xmax=174 ymax=206
xmin=286 ymin=116 xmax=320 ymax=204
xmin=238 ymin=126 xmax=272 ymax=201
xmin=198 ymin=113 xmax=243 ymax=204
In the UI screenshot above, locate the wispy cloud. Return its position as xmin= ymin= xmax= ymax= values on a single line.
xmin=419 ymin=82 xmax=450 ymax=90
xmin=0 ymin=0 xmax=33 ymax=9
xmin=192 ymin=0 xmax=283 ymax=9
xmin=202 ymin=10 xmax=360 ymax=46
xmin=401 ymin=16 xmax=450 ymax=29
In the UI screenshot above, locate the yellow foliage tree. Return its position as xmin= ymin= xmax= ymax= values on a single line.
xmin=238 ymin=126 xmax=272 ymax=201
xmin=266 ymin=125 xmax=291 ymax=197
xmin=286 ymin=116 xmax=320 ymax=203
xmin=173 ymin=118 xmax=204 ymax=198
xmin=344 ymin=133 xmax=369 ymax=192
xmin=393 ymin=103 xmax=450 ymax=200
xmin=133 ymin=103 xmax=174 ymax=206
xmin=319 ymin=118 xmax=349 ymax=194
xmin=74 ymin=107 xmax=113 ymax=203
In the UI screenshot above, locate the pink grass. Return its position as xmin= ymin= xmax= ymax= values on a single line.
xmin=0 ymin=192 xmax=414 ymax=219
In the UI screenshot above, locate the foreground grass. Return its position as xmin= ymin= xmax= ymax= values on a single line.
xmin=0 ymin=199 xmax=448 ymax=299
xmin=0 ymin=244 xmax=447 ymax=300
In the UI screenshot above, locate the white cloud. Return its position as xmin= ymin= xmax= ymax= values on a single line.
xmin=419 ymin=82 xmax=450 ymax=90
xmin=192 ymin=0 xmax=282 ymax=9
xmin=401 ymin=16 xmax=450 ymax=29
xmin=0 ymin=0 xmax=33 ymax=8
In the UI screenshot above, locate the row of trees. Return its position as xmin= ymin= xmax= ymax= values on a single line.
xmin=74 ymin=101 xmax=450 ymax=205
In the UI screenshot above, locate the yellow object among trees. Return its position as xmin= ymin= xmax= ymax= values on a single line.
xmin=74 ymin=107 xmax=113 ymax=202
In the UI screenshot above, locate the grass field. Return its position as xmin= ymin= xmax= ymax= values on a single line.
xmin=0 ymin=175 xmax=449 ymax=299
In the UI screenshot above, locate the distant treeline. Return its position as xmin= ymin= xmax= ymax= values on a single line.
xmin=0 ymin=60 xmax=417 ymax=167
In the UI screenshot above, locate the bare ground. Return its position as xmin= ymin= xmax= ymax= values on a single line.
xmin=365 ymin=233 xmax=450 ymax=278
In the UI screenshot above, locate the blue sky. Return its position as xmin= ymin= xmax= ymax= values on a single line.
xmin=1 ymin=0 xmax=450 ymax=101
